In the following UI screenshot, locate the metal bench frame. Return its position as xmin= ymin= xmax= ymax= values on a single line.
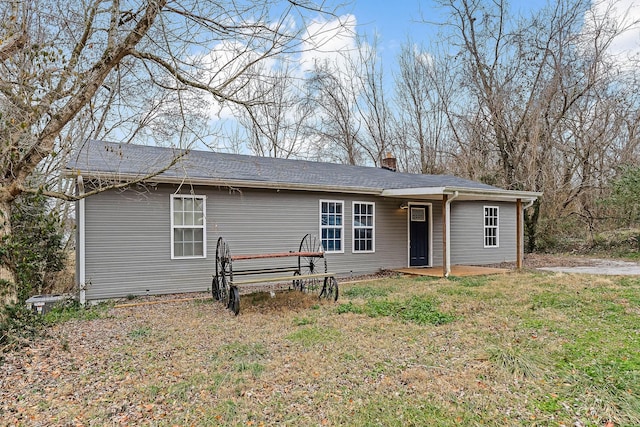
xmin=212 ymin=234 xmax=339 ymax=315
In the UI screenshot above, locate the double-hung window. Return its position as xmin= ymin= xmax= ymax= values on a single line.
xmin=483 ymin=206 xmax=499 ymax=248
xmin=171 ymin=195 xmax=206 ymax=258
xmin=353 ymin=202 xmax=375 ymax=253
xmin=320 ymin=200 xmax=343 ymax=253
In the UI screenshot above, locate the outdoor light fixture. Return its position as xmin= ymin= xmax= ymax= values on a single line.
xmin=400 ymin=202 xmax=409 ymax=210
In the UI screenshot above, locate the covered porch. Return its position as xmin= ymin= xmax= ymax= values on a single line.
xmin=383 ymin=186 xmax=541 ymax=277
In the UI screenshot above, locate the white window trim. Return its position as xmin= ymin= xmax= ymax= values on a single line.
xmin=483 ymin=205 xmax=499 ymax=248
xmin=352 ymin=201 xmax=375 ymax=254
xmin=171 ymin=194 xmax=207 ymax=259
xmin=319 ymin=199 xmax=345 ymax=254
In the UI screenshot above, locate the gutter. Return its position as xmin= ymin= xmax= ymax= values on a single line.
xmin=62 ymin=170 xmax=384 ymax=196
xmin=445 ymin=191 xmax=459 ymax=277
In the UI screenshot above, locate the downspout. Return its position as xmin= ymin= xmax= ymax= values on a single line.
xmin=77 ymin=175 xmax=86 ymax=305
xmin=445 ymin=191 xmax=459 ymax=277
xmin=523 ymin=199 xmax=535 ymax=210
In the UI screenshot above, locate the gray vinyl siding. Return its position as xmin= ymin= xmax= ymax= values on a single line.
xmin=82 ymin=185 xmax=520 ymax=300
xmin=83 ymin=187 xmax=208 ymax=300
xmin=449 ymin=201 xmax=517 ymax=265
xmin=83 ymin=185 xmax=408 ymax=300
xmin=429 ymin=202 xmax=443 ymax=267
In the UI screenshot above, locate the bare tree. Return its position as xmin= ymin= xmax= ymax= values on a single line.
xmin=305 ymin=35 xmax=397 ymax=167
xmin=0 ymin=0 xmax=337 ymax=303
xmin=352 ymin=35 xmax=396 ymax=167
xmin=424 ymin=0 xmax=640 ymax=250
xmin=233 ymin=64 xmax=311 ymax=158
xmin=306 ymin=58 xmax=363 ymax=165
xmin=395 ymin=40 xmax=457 ymax=174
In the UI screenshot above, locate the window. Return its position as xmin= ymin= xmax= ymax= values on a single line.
xmin=484 ymin=206 xmax=499 ymax=248
xmin=171 ymin=195 xmax=206 ymax=258
xmin=353 ymin=202 xmax=375 ymax=253
xmin=320 ymin=200 xmax=343 ymax=253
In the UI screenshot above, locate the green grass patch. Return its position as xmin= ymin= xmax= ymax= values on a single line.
xmin=233 ymin=361 xmax=265 ymax=376
xmin=338 ymin=296 xmax=454 ymax=326
xmin=292 ymin=316 xmax=315 ymax=326
xmin=487 ymin=344 xmax=540 ymax=378
xmin=449 ymin=276 xmax=491 ymax=287
xmin=333 ymin=396 xmax=470 ymax=426
xmin=414 ymin=275 xmax=441 ymax=282
xmin=43 ymin=300 xmax=111 ymax=324
xmin=218 ymin=342 xmax=267 ymax=361
xmin=529 ymin=291 xmax=581 ymax=310
xmin=127 ymin=326 xmax=151 ymax=339
xmin=342 ymin=285 xmax=393 ymax=299
xmin=285 ymin=325 xmax=341 ymax=347
xmin=366 ymin=296 xmax=455 ymax=326
xmin=336 ymin=301 xmax=364 ymax=314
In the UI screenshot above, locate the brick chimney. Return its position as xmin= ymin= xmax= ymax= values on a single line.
xmin=381 ymin=153 xmax=397 ymax=172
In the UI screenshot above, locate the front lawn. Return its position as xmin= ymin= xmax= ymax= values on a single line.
xmin=1 ymin=272 xmax=638 ymax=426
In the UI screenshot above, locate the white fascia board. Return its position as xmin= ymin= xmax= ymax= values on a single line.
xmin=382 ymin=186 xmax=542 ymax=201
xmin=65 ymin=170 xmax=383 ymax=195
xmin=445 ymin=186 xmax=542 ymax=201
xmin=381 ymin=187 xmax=448 ymax=197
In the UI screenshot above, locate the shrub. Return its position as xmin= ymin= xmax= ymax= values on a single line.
xmin=0 ymin=304 xmax=44 ymax=356
xmin=0 ymin=192 xmax=67 ymax=303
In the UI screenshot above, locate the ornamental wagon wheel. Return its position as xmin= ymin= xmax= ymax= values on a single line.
xmin=228 ymin=286 xmax=240 ymax=315
xmin=211 ymin=276 xmax=220 ymax=301
xmin=295 ymin=233 xmax=327 ymax=293
xmin=215 ymin=237 xmax=233 ymax=307
xmin=320 ymin=276 xmax=339 ymax=302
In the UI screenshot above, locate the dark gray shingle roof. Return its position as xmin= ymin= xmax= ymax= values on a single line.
xmin=66 ymin=140 xmax=504 ymax=193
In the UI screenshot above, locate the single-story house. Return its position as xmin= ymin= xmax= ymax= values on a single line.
xmin=64 ymin=140 xmax=541 ymax=303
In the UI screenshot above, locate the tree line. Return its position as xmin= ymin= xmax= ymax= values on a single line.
xmin=230 ymin=0 xmax=640 ymax=252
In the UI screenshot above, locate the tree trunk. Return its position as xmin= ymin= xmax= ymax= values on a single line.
xmin=0 ymin=198 xmax=17 ymax=306
xmin=525 ymin=200 xmax=540 ymax=253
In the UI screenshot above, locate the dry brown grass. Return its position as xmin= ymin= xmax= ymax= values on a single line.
xmin=1 ymin=271 xmax=639 ymax=426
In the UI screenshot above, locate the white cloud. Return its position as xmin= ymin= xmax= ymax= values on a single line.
xmin=298 ymin=14 xmax=359 ymax=74
xmin=588 ymin=0 xmax=640 ymax=60
xmin=200 ymin=13 xmax=361 ymax=122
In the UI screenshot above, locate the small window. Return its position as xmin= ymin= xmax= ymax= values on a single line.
xmin=484 ymin=206 xmax=499 ymax=248
xmin=171 ymin=195 xmax=206 ymax=258
xmin=353 ymin=202 xmax=375 ymax=253
xmin=320 ymin=200 xmax=343 ymax=253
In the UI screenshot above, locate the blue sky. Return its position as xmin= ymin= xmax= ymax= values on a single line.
xmin=295 ymin=0 xmax=640 ymax=87
xmin=316 ymin=0 xmax=549 ymax=82
xmin=209 ymin=0 xmax=640 ymax=146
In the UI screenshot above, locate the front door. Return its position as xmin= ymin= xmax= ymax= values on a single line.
xmin=409 ymin=205 xmax=429 ymax=266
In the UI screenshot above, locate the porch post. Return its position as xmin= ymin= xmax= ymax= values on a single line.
xmin=516 ymin=198 xmax=523 ymax=269
xmin=442 ymin=194 xmax=448 ymax=277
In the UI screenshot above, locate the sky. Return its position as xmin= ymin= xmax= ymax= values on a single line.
xmin=207 ymin=0 xmax=640 ymax=150
xmin=314 ymin=0 xmax=640 ymax=76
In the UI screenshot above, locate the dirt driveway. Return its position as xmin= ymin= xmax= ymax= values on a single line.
xmin=526 ymin=254 xmax=640 ymax=275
